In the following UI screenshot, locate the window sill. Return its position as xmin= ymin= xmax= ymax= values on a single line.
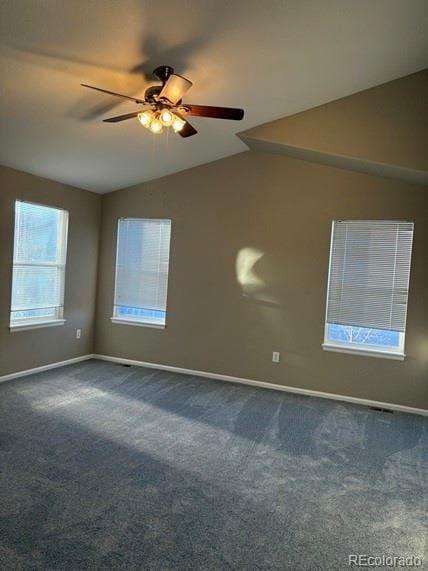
xmin=10 ymin=319 xmax=66 ymax=332
xmin=110 ymin=317 xmax=166 ymax=330
xmin=322 ymin=343 xmax=405 ymax=360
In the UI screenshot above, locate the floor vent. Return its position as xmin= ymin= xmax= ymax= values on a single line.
xmin=370 ymin=406 xmax=394 ymax=413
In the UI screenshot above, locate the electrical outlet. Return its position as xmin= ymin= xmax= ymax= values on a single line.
xmin=272 ymin=351 xmax=280 ymax=363
xmin=76 ymin=329 xmax=81 ymax=339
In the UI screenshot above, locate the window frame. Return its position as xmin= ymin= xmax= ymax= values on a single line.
xmin=322 ymin=220 xmax=411 ymax=360
xmin=110 ymin=217 xmax=171 ymax=329
xmin=323 ymin=324 xmax=406 ymax=360
xmin=9 ymin=200 xmax=69 ymax=332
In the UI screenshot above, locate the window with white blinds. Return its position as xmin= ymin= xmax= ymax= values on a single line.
xmin=10 ymin=201 xmax=69 ymax=330
xmin=112 ymin=218 xmax=172 ymax=328
xmin=323 ymin=220 xmax=414 ymax=359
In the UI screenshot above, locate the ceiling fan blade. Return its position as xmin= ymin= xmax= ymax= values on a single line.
xmin=180 ymin=104 xmax=244 ymax=120
xmin=81 ymin=83 xmax=145 ymax=104
xmin=103 ymin=111 xmax=143 ymax=123
xmin=172 ymin=110 xmax=197 ymax=138
xmin=179 ymin=121 xmax=198 ymax=138
xmin=158 ymin=74 xmax=193 ymax=105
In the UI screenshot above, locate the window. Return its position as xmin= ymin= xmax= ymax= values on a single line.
xmin=111 ymin=218 xmax=172 ymax=328
xmin=323 ymin=220 xmax=414 ymax=359
xmin=10 ymin=200 xmax=69 ymax=331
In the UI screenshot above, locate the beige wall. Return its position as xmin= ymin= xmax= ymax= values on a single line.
xmin=0 ymin=165 xmax=101 ymax=376
xmin=95 ymin=152 xmax=428 ymax=409
xmin=241 ymin=70 xmax=428 ymax=175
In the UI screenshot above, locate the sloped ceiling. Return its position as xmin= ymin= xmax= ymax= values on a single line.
xmin=239 ymin=70 xmax=428 ymax=185
xmin=0 ymin=0 xmax=427 ymax=193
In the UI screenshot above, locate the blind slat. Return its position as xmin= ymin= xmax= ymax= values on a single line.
xmin=114 ymin=219 xmax=171 ymax=319
xmin=326 ymin=220 xmax=414 ymax=332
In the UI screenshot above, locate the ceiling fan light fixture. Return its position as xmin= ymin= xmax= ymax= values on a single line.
xmin=159 ymin=108 xmax=175 ymax=127
xmin=172 ymin=116 xmax=186 ymax=133
xmin=138 ymin=110 xmax=154 ymax=128
xmin=150 ymin=115 xmax=163 ymax=134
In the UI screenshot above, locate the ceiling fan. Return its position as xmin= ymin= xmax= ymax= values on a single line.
xmin=81 ymin=65 xmax=244 ymax=138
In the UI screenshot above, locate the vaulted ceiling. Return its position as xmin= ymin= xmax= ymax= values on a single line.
xmin=1 ymin=0 xmax=427 ymax=193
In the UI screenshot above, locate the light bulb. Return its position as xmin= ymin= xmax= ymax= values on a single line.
xmin=138 ymin=110 xmax=154 ymax=128
xmin=150 ymin=117 xmax=163 ymax=134
xmin=159 ymin=109 xmax=174 ymax=127
xmin=172 ymin=116 xmax=186 ymax=132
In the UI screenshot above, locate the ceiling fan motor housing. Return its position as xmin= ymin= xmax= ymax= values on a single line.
xmin=144 ymin=85 xmax=163 ymax=103
xmin=145 ymin=66 xmax=177 ymax=104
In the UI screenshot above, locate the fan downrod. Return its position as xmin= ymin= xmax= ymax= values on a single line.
xmin=153 ymin=65 xmax=174 ymax=84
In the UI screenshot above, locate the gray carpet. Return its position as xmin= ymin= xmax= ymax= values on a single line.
xmin=0 ymin=359 xmax=426 ymax=570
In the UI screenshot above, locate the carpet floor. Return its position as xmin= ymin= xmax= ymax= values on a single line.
xmin=0 ymin=359 xmax=426 ymax=570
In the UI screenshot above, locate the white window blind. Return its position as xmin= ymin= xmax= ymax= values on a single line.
xmin=325 ymin=221 xmax=414 ymax=332
xmin=323 ymin=220 xmax=414 ymax=359
xmin=112 ymin=218 xmax=171 ymax=327
xmin=10 ymin=201 xmax=69 ymax=328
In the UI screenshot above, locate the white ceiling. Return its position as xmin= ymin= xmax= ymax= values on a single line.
xmin=1 ymin=0 xmax=427 ymax=193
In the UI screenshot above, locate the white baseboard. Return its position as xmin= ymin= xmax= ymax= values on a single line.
xmin=93 ymin=354 xmax=428 ymax=417
xmin=2 ymin=352 xmax=425 ymax=417
xmin=0 ymin=354 xmax=94 ymax=383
